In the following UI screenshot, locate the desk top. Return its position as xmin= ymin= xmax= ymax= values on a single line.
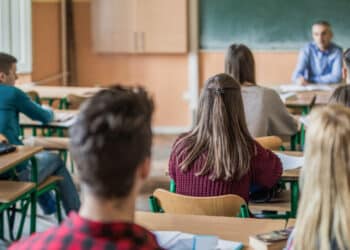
xmin=0 ymin=146 xmax=43 ymax=174
xmin=17 ymin=84 xmax=104 ymax=99
xmin=20 ymin=110 xmax=78 ymax=129
xmin=135 ymin=211 xmax=286 ymax=248
xmin=287 ymin=219 xmax=296 ymax=228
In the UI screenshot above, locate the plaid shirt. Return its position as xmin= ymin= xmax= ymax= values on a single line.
xmin=10 ymin=212 xmax=163 ymax=250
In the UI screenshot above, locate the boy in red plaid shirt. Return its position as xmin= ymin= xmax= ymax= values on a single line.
xmin=10 ymin=86 xmax=162 ymax=250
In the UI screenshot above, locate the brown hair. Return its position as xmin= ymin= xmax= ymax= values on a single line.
xmin=329 ymin=85 xmax=350 ymax=108
xmin=294 ymin=105 xmax=350 ymax=250
xmin=69 ymin=85 xmax=154 ymax=198
xmin=0 ymin=53 xmax=17 ymax=75
xmin=175 ymin=73 xmax=255 ymax=181
xmin=225 ymin=44 xmax=256 ymax=85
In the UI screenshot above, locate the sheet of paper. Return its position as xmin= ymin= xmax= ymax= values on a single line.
xmin=275 ymin=152 xmax=304 ymax=170
xmin=279 ymin=92 xmax=296 ymax=102
xmin=278 ymin=84 xmax=332 ymax=93
xmin=154 ymin=231 xmax=244 ymax=250
xmin=54 ymin=112 xmax=75 ymax=122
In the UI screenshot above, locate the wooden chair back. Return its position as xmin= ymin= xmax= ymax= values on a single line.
xmin=26 ymin=91 xmax=41 ymax=104
xmin=255 ymin=136 xmax=283 ymax=150
xmin=66 ymin=94 xmax=87 ymax=109
xmin=153 ymin=189 xmax=246 ymax=217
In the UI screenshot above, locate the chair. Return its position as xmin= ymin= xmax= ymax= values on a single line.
xmin=61 ymin=94 xmax=88 ymax=110
xmin=0 ymin=181 xmax=36 ymax=241
xmin=149 ymin=189 xmax=249 ymax=217
xmin=255 ymin=136 xmax=283 ymax=150
xmin=26 ymin=91 xmax=41 ymax=104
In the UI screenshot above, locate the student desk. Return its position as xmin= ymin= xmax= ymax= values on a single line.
xmin=135 ymin=211 xmax=287 ymax=249
xmin=287 ymin=219 xmax=296 ymax=228
xmin=0 ymin=146 xmax=43 ymax=233
xmin=20 ymin=110 xmax=78 ymax=136
xmin=17 ymin=84 xmax=103 ymax=108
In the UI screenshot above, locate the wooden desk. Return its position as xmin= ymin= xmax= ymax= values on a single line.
xmin=135 ymin=212 xmax=286 ymax=249
xmin=20 ymin=110 xmax=78 ymax=130
xmin=287 ymin=219 xmax=296 ymax=228
xmin=0 ymin=146 xmax=43 ymax=175
xmin=17 ymin=85 xmax=104 ymax=100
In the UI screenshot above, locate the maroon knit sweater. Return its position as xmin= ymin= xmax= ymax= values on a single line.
xmin=168 ymin=140 xmax=282 ymax=203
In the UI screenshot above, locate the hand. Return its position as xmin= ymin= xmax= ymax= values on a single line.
xmin=296 ymin=77 xmax=309 ymax=86
xmin=0 ymin=134 xmax=8 ymax=143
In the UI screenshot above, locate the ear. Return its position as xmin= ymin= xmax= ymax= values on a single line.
xmin=343 ymin=67 xmax=347 ymax=80
xmin=0 ymin=72 xmax=6 ymax=83
xmin=138 ymin=157 xmax=151 ymax=181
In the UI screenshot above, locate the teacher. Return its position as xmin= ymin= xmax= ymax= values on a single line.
xmin=292 ymin=21 xmax=342 ymax=85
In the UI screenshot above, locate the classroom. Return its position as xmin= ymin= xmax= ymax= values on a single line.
xmin=0 ymin=0 xmax=350 ymax=249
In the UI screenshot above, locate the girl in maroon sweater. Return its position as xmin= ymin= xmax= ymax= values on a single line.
xmin=169 ymin=73 xmax=282 ymax=203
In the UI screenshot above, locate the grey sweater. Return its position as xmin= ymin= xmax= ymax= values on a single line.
xmin=242 ymin=86 xmax=298 ymax=137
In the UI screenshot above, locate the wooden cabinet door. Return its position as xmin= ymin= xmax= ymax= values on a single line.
xmin=136 ymin=0 xmax=188 ymax=53
xmin=91 ymin=0 xmax=137 ymax=53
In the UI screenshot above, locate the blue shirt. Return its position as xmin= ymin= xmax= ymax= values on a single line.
xmin=292 ymin=42 xmax=343 ymax=84
xmin=0 ymin=84 xmax=54 ymax=145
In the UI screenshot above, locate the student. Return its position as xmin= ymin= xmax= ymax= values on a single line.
xmin=342 ymin=48 xmax=350 ymax=83
xmin=10 ymin=86 xmax=162 ymax=250
xmin=0 ymin=52 xmax=80 ymax=214
xmin=225 ymin=44 xmax=298 ymax=137
xmin=292 ymin=21 xmax=342 ymax=85
xmin=329 ymin=85 xmax=350 ymax=107
xmin=286 ymin=105 xmax=350 ymax=250
xmin=169 ymin=73 xmax=282 ymax=202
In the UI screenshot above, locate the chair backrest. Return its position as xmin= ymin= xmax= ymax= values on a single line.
xmin=255 ymin=136 xmax=283 ymax=150
xmin=26 ymin=91 xmax=41 ymax=104
xmin=153 ymin=189 xmax=246 ymax=217
xmin=66 ymin=94 xmax=88 ymax=109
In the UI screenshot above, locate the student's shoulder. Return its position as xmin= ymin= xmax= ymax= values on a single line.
xmin=0 ymin=84 xmax=26 ymax=98
xmin=255 ymin=85 xmax=280 ymax=100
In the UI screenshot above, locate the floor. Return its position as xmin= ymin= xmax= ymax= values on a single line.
xmin=3 ymin=134 xmax=178 ymax=246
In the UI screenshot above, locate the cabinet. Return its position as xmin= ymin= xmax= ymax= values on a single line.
xmin=91 ymin=0 xmax=188 ymax=53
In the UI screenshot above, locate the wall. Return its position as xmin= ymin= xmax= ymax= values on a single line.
xmin=199 ymin=51 xmax=299 ymax=88
xmin=32 ymin=0 xmax=190 ymax=128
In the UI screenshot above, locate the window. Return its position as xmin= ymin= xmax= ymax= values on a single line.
xmin=0 ymin=0 xmax=32 ymax=74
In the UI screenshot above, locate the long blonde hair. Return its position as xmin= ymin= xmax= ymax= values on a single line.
xmin=174 ymin=73 xmax=255 ymax=181
xmin=294 ymin=105 xmax=350 ymax=250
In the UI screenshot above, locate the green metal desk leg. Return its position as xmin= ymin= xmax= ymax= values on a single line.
xmin=30 ymin=157 xmax=38 ymax=234
xmin=290 ymin=181 xmax=299 ymax=218
xmin=169 ymin=179 xmax=176 ymax=193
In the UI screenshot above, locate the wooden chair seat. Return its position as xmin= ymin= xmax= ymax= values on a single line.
xmin=0 ymin=181 xmax=35 ymax=203
xmin=255 ymin=136 xmax=283 ymax=150
xmin=38 ymin=176 xmax=63 ymax=190
xmin=249 ymin=190 xmax=291 ymax=213
xmin=23 ymin=137 xmax=69 ymax=150
xmin=153 ymin=189 xmax=246 ymax=217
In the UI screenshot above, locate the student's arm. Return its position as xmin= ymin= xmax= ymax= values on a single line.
xmin=15 ymin=89 xmax=54 ymax=124
xmin=292 ymin=47 xmax=309 ymax=83
xmin=266 ymin=89 xmax=298 ymax=136
xmin=251 ymin=143 xmax=282 ymax=188
xmin=309 ymin=50 xmax=343 ymax=84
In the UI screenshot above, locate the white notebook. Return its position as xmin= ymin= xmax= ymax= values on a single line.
xmin=154 ymin=231 xmax=244 ymax=250
xmin=275 ymin=152 xmax=304 ymax=170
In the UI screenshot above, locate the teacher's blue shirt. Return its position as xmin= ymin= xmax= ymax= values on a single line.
xmin=0 ymin=84 xmax=53 ymax=145
xmin=292 ymin=42 xmax=342 ymax=84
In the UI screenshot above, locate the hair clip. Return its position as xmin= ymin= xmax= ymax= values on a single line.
xmin=215 ymin=88 xmax=225 ymax=95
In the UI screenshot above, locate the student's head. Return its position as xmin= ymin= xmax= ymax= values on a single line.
xmin=225 ymin=44 xmax=256 ymax=85
xmin=329 ymin=85 xmax=350 ymax=108
xmin=294 ymin=105 xmax=350 ymax=250
xmin=343 ymin=48 xmax=350 ymax=83
xmin=69 ymin=85 xmax=154 ymax=202
xmin=312 ymin=20 xmax=333 ymax=51
xmin=176 ymin=73 xmax=254 ymax=181
xmin=0 ymin=53 xmax=18 ymax=85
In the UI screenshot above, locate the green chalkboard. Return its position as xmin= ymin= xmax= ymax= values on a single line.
xmin=200 ymin=0 xmax=350 ymax=50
